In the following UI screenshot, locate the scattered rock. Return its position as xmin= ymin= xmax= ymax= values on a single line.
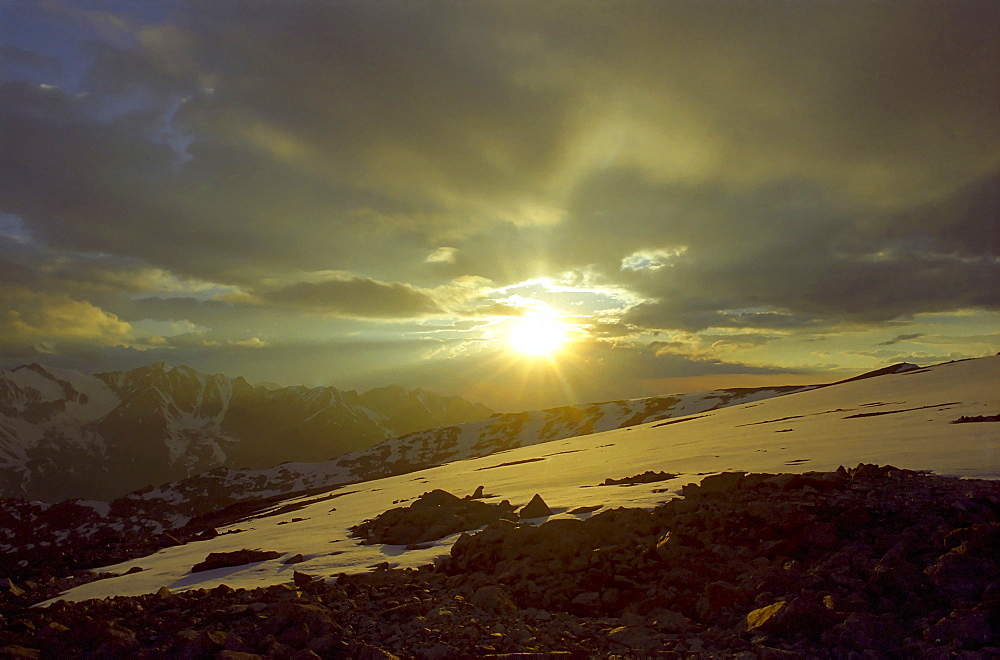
xmin=191 ymin=549 xmax=282 ymax=573
xmin=2 ymin=464 xmax=998 ymax=658
xmin=350 ymin=489 xmax=517 ymax=545
xmin=601 ymin=470 xmax=677 ymax=486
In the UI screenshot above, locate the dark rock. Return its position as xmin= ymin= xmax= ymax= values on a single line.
xmin=698 ymin=471 xmax=746 ymax=495
xmin=820 ymin=612 xmax=905 ymax=652
xmin=1 ymin=464 xmax=997 ymax=658
xmin=1 ymin=578 xmax=25 ymax=597
xmin=518 ymin=494 xmax=552 ymax=519
xmin=923 ymin=609 xmax=992 ymax=649
xmin=471 ymin=585 xmax=518 ymax=614
xmin=191 ymin=549 xmax=281 ymax=573
xmin=350 ymin=489 xmax=518 ymax=545
xmin=293 ymin=571 xmax=317 ymax=588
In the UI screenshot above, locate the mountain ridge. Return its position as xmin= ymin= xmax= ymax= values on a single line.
xmin=0 ymin=362 xmax=492 ymax=502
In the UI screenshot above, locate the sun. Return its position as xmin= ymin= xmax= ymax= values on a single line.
xmin=507 ymin=313 xmax=569 ymax=357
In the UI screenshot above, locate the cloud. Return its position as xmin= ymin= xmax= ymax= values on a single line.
xmin=229 ymin=337 xmax=267 ymax=349
xmin=876 ymin=333 xmax=924 ymax=347
xmin=259 ymin=276 xmax=444 ymax=319
xmin=425 ymin=247 xmax=458 ymax=264
xmin=0 ymin=286 xmax=132 ymax=347
xmin=0 ymin=45 xmax=61 ymax=80
xmin=1 ymin=1 xmax=998 ymax=395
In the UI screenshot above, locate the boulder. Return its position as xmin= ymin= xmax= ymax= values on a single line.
xmin=518 ymin=494 xmax=552 ymax=519
xmin=191 ymin=549 xmax=281 ymax=573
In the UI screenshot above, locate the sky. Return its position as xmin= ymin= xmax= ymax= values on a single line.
xmin=1 ymin=0 xmax=998 ymax=411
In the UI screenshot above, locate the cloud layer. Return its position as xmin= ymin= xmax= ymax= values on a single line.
xmin=0 ymin=0 xmax=997 ymax=408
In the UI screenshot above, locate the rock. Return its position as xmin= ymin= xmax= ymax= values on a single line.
xmin=820 ymin=612 xmax=905 ymax=652
xmin=699 ymin=471 xmax=746 ymax=495
xmin=293 ymin=571 xmax=317 ymax=588
xmin=191 ymin=549 xmax=281 ymax=573
xmin=651 ymin=609 xmax=692 ymax=633
xmin=745 ymin=601 xmax=787 ymax=633
xmin=607 ymin=625 xmax=660 ymax=649
xmin=654 ymin=532 xmax=685 ymax=562
xmin=283 ymin=553 xmax=305 ymax=565
xmin=697 ymin=581 xmax=742 ymax=619
xmin=471 ymin=585 xmax=517 ymax=614
xmin=345 ymin=643 xmax=401 ymax=659
xmin=925 ymin=549 xmax=995 ymax=599
xmin=518 ymin=494 xmax=552 ymax=519
xmin=923 ymin=609 xmax=992 ymax=649
xmin=0 ymin=578 xmax=25 ymax=597
xmin=351 ymin=489 xmax=517 ymax=545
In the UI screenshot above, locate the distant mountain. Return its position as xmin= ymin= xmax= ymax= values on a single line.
xmin=0 ymin=362 xmax=492 ymax=502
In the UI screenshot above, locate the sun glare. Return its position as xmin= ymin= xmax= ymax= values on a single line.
xmin=507 ymin=313 xmax=569 ymax=357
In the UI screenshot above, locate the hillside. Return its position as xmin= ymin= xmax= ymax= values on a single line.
xmin=0 ymin=362 xmax=492 ymax=501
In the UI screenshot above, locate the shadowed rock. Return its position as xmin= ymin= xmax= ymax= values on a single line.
xmin=191 ymin=549 xmax=281 ymax=573
xmin=518 ymin=494 xmax=552 ymax=519
xmin=350 ymin=488 xmax=517 ymax=546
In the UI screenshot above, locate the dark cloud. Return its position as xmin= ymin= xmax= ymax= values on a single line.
xmin=877 ymin=334 xmax=924 ymax=347
xmin=535 ymin=168 xmax=1000 ymax=332
xmin=0 ymin=45 xmax=61 ymax=79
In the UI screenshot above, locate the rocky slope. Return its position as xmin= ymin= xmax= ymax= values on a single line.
xmin=0 ymin=362 xmax=492 ymax=502
xmin=2 ymin=464 xmax=997 ymax=657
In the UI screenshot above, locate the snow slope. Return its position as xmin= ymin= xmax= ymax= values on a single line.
xmin=49 ymin=356 xmax=998 ymax=604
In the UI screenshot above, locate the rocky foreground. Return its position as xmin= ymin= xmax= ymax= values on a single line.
xmin=2 ymin=464 xmax=998 ymax=658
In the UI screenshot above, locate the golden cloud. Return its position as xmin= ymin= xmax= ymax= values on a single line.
xmin=0 ymin=286 xmax=132 ymax=344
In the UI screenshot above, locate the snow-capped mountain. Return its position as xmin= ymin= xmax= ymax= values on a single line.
xmin=17 ymin=354 xmax=996 ymax=606
xmin=0 ymin=362 xmax=492 ymax=502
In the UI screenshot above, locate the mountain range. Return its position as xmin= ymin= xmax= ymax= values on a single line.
xmin=0 ymin=361 xmax=848 ymax=504
xmin=0 ymin=362 xmax=492 ymax=502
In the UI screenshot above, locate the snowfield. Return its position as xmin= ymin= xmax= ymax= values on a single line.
xmin=46 ymin=356 xmax=999 ymax=604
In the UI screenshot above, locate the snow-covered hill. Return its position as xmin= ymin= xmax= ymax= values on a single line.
xmin=0 ymin=362 xmax=492 ymax=501
xmin=34 ymin=355 xmax=999 ymax=603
